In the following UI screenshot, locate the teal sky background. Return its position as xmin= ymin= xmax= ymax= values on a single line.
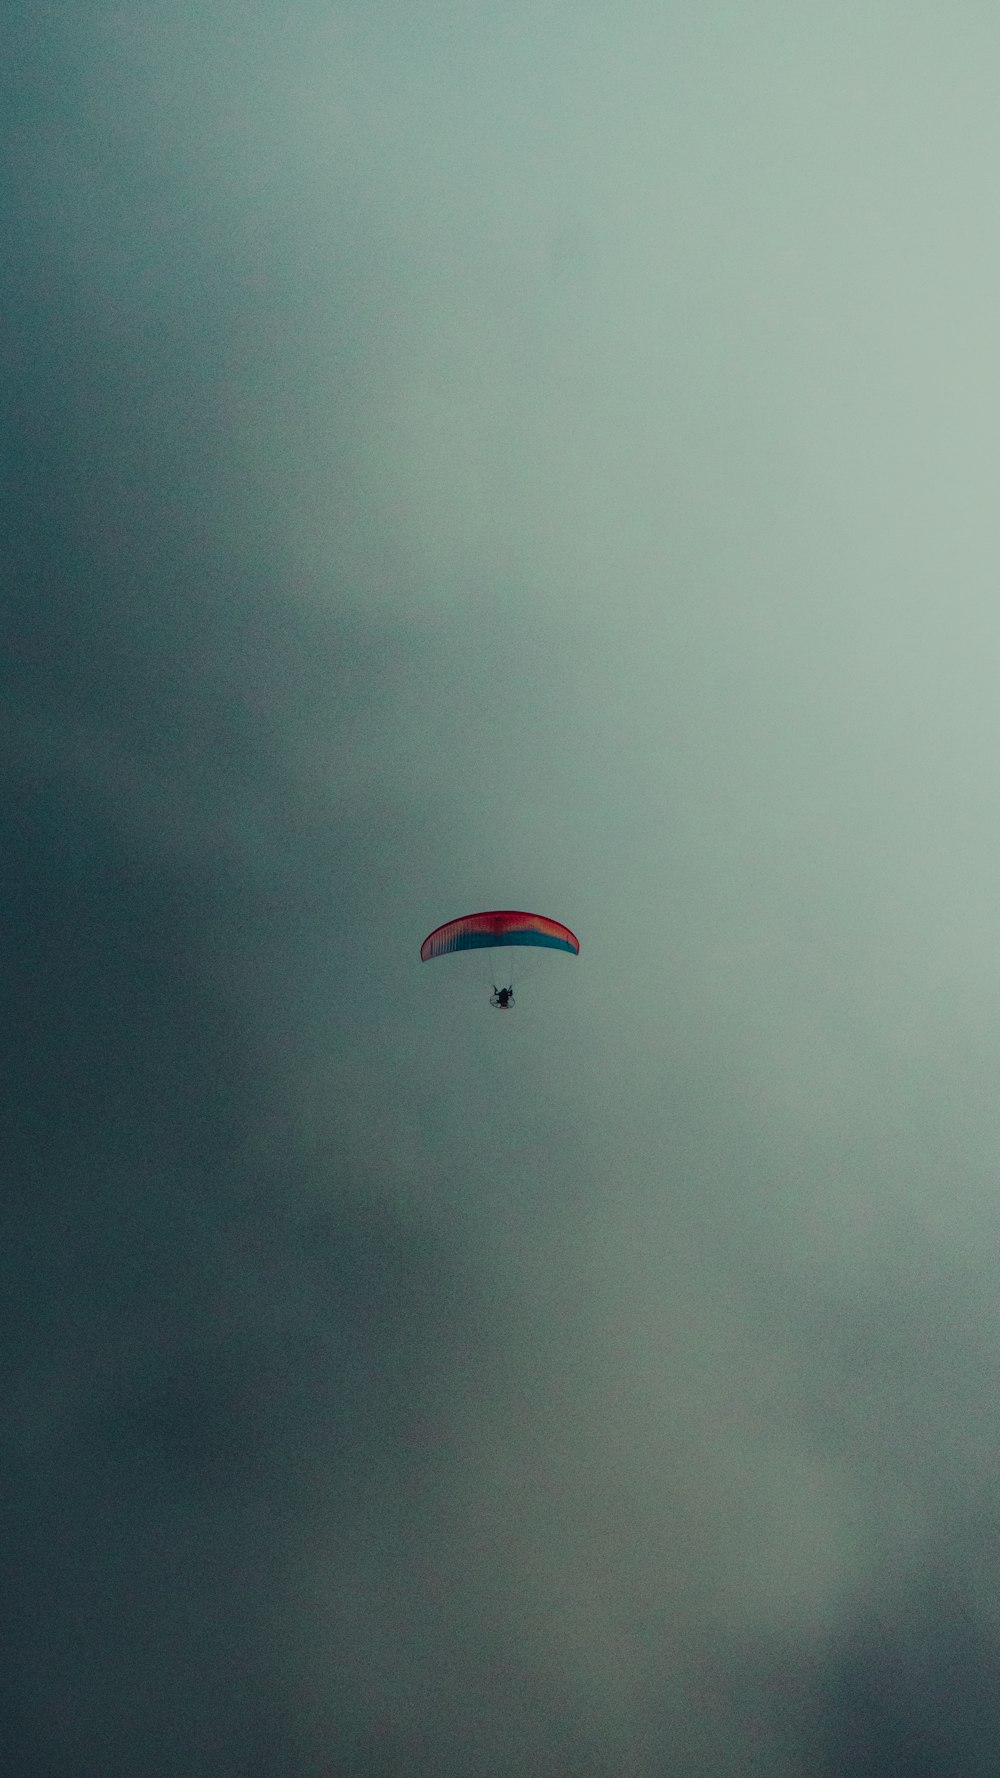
xmin=7 ymin=4 xmax=1000 ymax=1772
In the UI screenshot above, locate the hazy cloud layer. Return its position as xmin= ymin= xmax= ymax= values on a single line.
xmin=6 ymin=5 xmax=1000 ymax=1773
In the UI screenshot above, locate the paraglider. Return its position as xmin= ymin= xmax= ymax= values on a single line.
xmin=420 ymin=909 xmax=579 ymax=1007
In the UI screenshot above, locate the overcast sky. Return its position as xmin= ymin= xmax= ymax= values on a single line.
xmin=6 ymin=4 xmax=1000 ymax=1773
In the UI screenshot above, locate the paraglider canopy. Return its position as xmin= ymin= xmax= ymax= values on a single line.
xmin=420 ymin=910 xmax=579 ymax=1009
xmin=420 ymin=909 xmax=580 ymax=961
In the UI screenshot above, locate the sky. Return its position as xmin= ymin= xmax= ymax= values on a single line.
xmin=5 ymin=3 xmax=1000 ymax=1772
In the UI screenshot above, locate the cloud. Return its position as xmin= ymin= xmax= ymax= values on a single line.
xmin=6 ymin=4 xmax=1000 ymax=1773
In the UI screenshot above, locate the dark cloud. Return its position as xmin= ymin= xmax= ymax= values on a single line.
xmin=6 ymin=4 xmax=1000 ymax=1774
xmin=0 ymin=22 xmax=479 ymax=1771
